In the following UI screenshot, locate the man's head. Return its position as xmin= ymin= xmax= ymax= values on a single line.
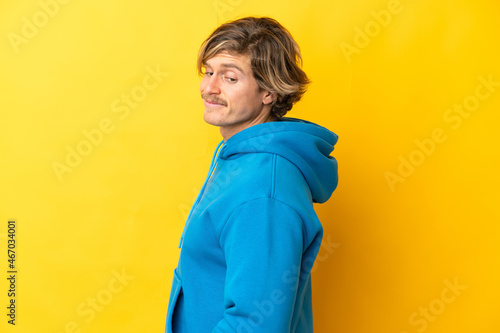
xmin=198 ymin=17 xmax=310 ymax=140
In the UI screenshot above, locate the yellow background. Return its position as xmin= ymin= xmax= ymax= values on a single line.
xmin=1 ymin=0 xmax=499 ymax=332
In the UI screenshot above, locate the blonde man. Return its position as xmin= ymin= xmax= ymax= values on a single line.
xmin=166 ymin=17 xmax=338 ymax=333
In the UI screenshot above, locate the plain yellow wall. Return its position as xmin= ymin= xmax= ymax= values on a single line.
xmin=1 ymin=0 xmax=499 ymax=332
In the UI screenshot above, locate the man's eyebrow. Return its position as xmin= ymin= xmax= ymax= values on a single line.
xmin=220 ymin=63 xmax=245 ymax=73
xmin=203 ymin=62 xmax=245 ymax=74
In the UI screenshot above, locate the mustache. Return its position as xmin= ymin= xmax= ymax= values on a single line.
xmin=201 ymin=93 xmax=227 ymax=106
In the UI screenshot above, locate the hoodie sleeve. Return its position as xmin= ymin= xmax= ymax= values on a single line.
xmin=212 ymin=197 xmax=306 ymax=332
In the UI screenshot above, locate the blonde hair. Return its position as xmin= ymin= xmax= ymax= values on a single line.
xmin=197 ymin=17 xmax=311 ymax=118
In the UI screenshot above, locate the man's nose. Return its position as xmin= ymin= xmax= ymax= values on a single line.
xmin=204 ymin=75 xmax=221 ymax=94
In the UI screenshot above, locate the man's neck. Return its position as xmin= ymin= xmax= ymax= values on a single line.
xmin=220 ymin=113 xmax=277 ymax=141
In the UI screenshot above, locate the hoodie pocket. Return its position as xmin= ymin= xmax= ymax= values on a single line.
xmin=165 ymin=268 xmax=182 ymax=333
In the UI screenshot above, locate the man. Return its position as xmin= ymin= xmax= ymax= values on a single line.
xmin=165 ymin=16 xmax=338 ymax=332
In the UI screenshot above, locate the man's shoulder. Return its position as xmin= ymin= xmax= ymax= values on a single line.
xmin=216 ymin=152 xmax=310 ymax=202
xmin=221 ymin=151 xmax=306 ymax=183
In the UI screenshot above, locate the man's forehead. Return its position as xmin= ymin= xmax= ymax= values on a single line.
xmin=204 ymin=51 xmax=250 ymax=72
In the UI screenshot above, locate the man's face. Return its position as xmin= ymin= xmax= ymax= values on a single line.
xmin=200 ymin=51 xmax=274 ymax=140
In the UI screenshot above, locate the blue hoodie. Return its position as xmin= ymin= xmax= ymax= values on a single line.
xmin=165 ymin=118 xmax=338 ymax=332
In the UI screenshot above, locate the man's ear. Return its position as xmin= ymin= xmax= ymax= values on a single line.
xmin=262 ymin=91 xmax=276 ymax=105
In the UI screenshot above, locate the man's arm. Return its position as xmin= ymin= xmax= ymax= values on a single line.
xmin=212 ymin=197 xmax=306 ymax=332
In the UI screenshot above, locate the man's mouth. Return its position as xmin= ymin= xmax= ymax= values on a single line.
xmin=203 ymin=99 xmax=226 ymax=107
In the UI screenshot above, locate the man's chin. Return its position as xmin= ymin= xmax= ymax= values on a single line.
xmin=203 ymin=110 xmax=224 ymax=127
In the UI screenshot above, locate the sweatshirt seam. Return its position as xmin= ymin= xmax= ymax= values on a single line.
xmin=271 ymin=154 xmax=277 ymax=199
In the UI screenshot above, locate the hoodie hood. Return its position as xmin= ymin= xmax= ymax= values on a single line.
xmin=221 ymin=117 xmax=338 ymax=203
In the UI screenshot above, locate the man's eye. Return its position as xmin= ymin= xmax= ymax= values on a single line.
xmin=223 ymin=75 xmax=237 ymax=83
xmin=204 ymin=71 xmax=214 ymax=76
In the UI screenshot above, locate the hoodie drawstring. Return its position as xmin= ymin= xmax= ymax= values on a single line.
xmin=178 ymin=140 xmax=225 ymax=248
